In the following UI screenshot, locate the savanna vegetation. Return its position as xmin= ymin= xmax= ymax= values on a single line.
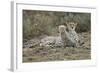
xmin=23 ymin=10 xmax=91 ymax=41
xmin=23 ymin=10 xmax=91 ymax=62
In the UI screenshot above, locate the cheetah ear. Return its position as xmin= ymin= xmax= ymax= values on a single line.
xmin=73 ymin=22 xmax=78 ymax=30
xmin=75 ymin=22 xmax=78 ymax=26
xmin=65 ymin=22 xmax=69 ymax=26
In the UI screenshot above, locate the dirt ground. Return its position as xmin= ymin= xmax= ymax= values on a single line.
xmin=23 ymin=32 xmax=91 ymax=63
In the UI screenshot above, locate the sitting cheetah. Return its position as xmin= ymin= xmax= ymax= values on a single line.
xmin=66 ymin=22 xmax=80 ymax=47
xmin=59 ymin=25 xmax=77 ymax=47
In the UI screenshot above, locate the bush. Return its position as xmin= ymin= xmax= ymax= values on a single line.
xmin=23 ymin=10 xmax=91 ymax=40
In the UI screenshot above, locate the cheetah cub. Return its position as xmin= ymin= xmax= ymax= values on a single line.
xmin=66 ymin=22 xmax=80 ymax=47
xmin=59 ymin=25 xmax=77 ymax=47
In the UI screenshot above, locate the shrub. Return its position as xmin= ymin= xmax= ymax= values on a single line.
xmin=23 ymin=10 xmax=91 ymax=40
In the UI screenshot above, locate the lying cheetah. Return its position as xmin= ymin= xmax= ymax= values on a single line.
xmin=40 ymin=25 xmax=77 ymax=47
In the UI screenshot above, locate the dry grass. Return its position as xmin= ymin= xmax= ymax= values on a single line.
xmin=23 ymin=32 xmax=91 ymax=63
xmin=23 ymin=47 xmax=91 ymax=62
